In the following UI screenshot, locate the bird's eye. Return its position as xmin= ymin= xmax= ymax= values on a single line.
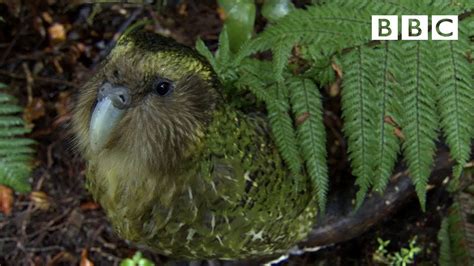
xmin=152 ymin=79 xmax=174 ymax=96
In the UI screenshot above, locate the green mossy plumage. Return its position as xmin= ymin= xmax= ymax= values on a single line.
xmin=73 ymin=30 xmax=317 ymax=260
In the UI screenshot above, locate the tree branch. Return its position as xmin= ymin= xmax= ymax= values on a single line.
xmin=299 ymin=145 xmax=460 ymax=248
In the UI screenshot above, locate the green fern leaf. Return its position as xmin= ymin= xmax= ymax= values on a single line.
xmin=341 ymin=46 xmax=378 ymax=207
xmin=0 ymin=160 xmax=31 ymax=192
xmin=400 ymin=41 xmax=438 ymax=210
xmin=0 ymin=116 xmax=26 ymax=127
xmin=215 ymin=26 xmax=232 ymax=69
xmin=267 ymin=84 xmax=302 ymax=181
xmin=0 ymin=85 xmax=34 ymax=192
xmin=223 ymin=0 xmax=474 ymax=212
xmin=372 ymin=41 xmax=404 ymax=192
xmin=272 ymin=36 xmax=296 ymax=82
xmin=237 ymin=3 xmax=373 ymax=61
xmin=195 ymin=38 xmax=217 ymax=71
xmin=0 ymin=127 xmax=30 ymax=137
xmin=234 ymin=59 xmax=275 ymax=103
xmin=288 ymin=78 xmax=328 ymax=211
xmin=435 ymin=25 xmax=473 ymax=178
xmin=0 ymin=92 xmax=16 ymax=102
xmin=438 ymin=201 xmax=473 ymax=265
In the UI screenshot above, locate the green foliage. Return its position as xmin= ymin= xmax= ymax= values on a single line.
xmin=438 ymin=203 xmax=472 ymax=265
xmin=0 ymin=83 xmax=34 ymax=192
xmin=438 ymin=167 xmax=474 ymax=266
xmin=373 ymin=236 xmax=422 ymax=266
xmin=340 ymin=46 xmax=378 ymax=207
xmin=120 ymin=251 xmax=154 ymax=266
xmin=267 ymin=83 xmax=302 ymax=182
xmin=288 ymin=78 xmax=327 ymax=211
xmin=400 ymin=41 xmax=439 ymax=210
xmin=197 ymin=0 xmax=473 ymax=210
xmin=371 ymin=42 xmax=403 ymax=194
xmin=435 ymin=24 xmax=473 ymax=178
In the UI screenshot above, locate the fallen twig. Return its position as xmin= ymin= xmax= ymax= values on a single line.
xmin=0 ymin=69 xmax=78 ymax=88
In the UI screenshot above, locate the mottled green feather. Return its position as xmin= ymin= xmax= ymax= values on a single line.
xmin=75 ymin=29 xmax=317 ymax=260
xmin=88 ymin=105 xmax=316 ymax=259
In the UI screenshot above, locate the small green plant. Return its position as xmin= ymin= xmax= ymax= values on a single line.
xmin=120 ymin=251 xmax=154 ymax=266
xmin=373 ymin=236 xmax=422 ymax=266
xmin=0 ymin=83 xmax=35 ymax=192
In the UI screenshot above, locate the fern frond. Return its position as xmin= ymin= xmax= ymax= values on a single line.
xmin=232 ymin=58 xmax=276 ymax=103
xmin=438 ymin=217 xmax=452 ymax=266
xmin=195 ymin=38 xmax=217 ymax=71
xmin=0 ymin=127 xmax=30 ymax=137
xmin=215 ymin=26 xmax=231 ymax=67
xmin=341 ymin=46 xmax=378 ymax=207
xmin=237 ymin=3 xmax=374 ymax=64
xmin=332 ymin=0 xmax=464 ymax=15
xmin=0 ymin=160 xmax=31 ymax=192
xmin=0 ymin=104 xmax=23 ymax=114
xmin=272 ymin=36 xmax=297 ymax=82
xmin=438 ymin=201 xmax=473 ymax=265
xmin=0 ymin=85 xmax=34 ymax=192
xmin=0 ymin=116 xmax=27 ymax=127
xmin=206 ymin=0 xmax=474 ymax=211
xmin=0 ymin=138 xmax=35 ymax=147
xmin=0 ymin=92 xmax=16 ymax=102
xmin=400 ymin=41 xmax=438 ymax=210
xmin=435 ymin=24 xmax=473 ymax=178
xmin=196 ymin=28 xmax=238 ymax=84
xmin=0 ymin=146 xmax=35 ymax=156
xmin=288 ymin=78 xmax=328 ymax=211
xmin=267 ymin=84 xmax=302 ymax=181
xmin=372 ymin=41 xmax=403 ymax=192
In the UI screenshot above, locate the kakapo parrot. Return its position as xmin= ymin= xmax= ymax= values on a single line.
xmin=72 ymin=28 xmax=317 ymax=260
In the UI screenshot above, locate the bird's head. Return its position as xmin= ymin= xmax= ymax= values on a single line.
xmin=72 ymin=29 xmax=219 ymax=174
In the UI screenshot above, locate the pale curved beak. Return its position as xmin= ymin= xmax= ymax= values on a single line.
xmin=89 ymin=83 xmax=131 ymax=153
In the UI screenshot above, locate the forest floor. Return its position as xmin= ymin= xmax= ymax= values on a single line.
xmin=0 ymin=1 xmax=453 ymax=265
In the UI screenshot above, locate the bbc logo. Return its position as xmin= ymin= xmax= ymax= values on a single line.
xmin=371 ymin=15 xmax=458 ymax=40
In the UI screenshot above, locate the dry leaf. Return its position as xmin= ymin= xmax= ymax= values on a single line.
xmin=394 ymin=128 xmax=405 ymax=140
xmin=0 ymin=185 xmax=14 ymax=216
xmin=52 ymin=57 xmax=64 ymax=74
xmin=55 ymin=92 xmax=72 ymax=117
xmin=384 ymin=115 xmax=398 ymax=127
xmin=30 ymin=191 xmax=52 ymax=211
xmin=328 ymin=82 xmax=340 ymax=97
xmin=217 ymin=7 xmax=227 ymax=20
xmin=47 ymin=251 xmax=75 ymax=266
xmin=23 ymin=98 xmax=46 ymax=124
xmin=295 ymin=112 xmax=310 ymax=126
xmin=80 ymin=201 xmax=100 ymax=211
xmin=80 ymin=249 xmax=94 ymax=266
xmin=178 ymin=3 xmax=188 ymax=16
xmin=48 ymin=23 xmax=66 ymax=44
xmin=41 ymin=12 xmax=53 ymax=24
xmin=331 ymin=62 xmax=343 ymax=78
xmin=329 ymin=62 xmax=343 ymax=97
xmin=33 ymin=16 xmax=46 ymax=38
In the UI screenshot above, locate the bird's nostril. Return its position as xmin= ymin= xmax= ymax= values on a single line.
xmin=97 ymin=83 xmax=130 ymax=109
xmin=118 ymin=94 xmax=126 ymax=103
xmin=111 ymin=89 xmax=130 ymax=109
